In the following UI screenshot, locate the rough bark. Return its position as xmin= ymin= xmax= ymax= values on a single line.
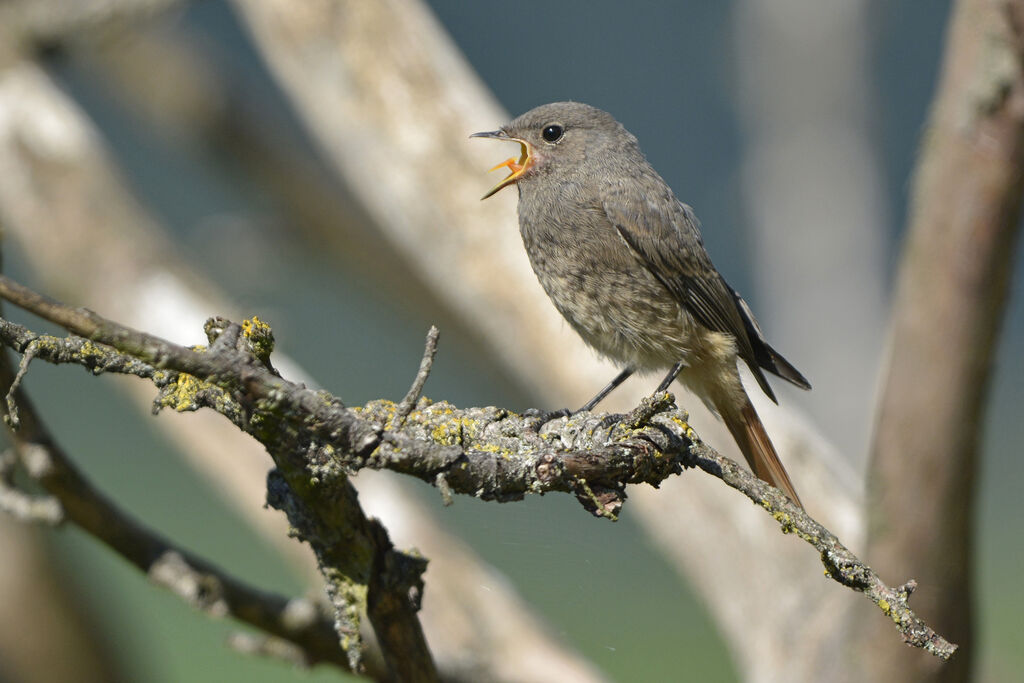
xmin=861 ymin=1 xmax=1024 ymax=681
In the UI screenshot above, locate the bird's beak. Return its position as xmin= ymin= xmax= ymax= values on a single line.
xmin=470 ymin=129 xmax=533 ymax=199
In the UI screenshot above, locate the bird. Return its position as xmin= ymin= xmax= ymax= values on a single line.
xmin=471 ymin=101 xmax=810 ymax=507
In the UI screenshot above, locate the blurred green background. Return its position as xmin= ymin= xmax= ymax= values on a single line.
xmin=3 ymin=1 xmax=1023 ymax=681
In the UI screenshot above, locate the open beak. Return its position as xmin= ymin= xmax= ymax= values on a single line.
xmin=470 ymin=130 xmax=533 ymax=199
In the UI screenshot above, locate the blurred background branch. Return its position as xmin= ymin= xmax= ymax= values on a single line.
xmin=860 ymin=1 xmax=1024 ymax=681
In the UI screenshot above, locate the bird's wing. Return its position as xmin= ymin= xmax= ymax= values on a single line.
xmin=603 ymin=194 xmax=809 ymax=399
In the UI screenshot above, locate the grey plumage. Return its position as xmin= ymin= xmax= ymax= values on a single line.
xmin=473 ymin=102 xmax=809 ymax=506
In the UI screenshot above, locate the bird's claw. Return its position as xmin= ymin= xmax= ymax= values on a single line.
xmin=523 ymin=407 xmax=572 ymax=427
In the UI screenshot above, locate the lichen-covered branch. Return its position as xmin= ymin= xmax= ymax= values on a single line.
xmin=0 ymin=350 xmax=353 ymax=672
xmin=0 ymin=274 xmax=956 ymax=661
xmin=0 ymin=276 xmax=436 ymax=680
xmin=684 ymin=442 xmax=955 ymax=660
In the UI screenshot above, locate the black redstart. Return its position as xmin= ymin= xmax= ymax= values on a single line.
xmin=472 ymin=101 xmax=810 ymax=507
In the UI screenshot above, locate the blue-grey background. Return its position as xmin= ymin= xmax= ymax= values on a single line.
xmin=6 ymin=1 xmax=1022 ymax=681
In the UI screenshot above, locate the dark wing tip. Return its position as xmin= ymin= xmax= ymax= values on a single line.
xmin=767 ymin=346 xmax=811 ymax=391
xmin=729 ymin=287 xmax=810 ymax=392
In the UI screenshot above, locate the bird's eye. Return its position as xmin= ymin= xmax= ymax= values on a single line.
xmin=542 ymin=124 xmax=564 ymax=143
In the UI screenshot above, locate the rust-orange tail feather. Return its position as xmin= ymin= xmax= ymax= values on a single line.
xmin=716 ymin=396 xmax=803 ymax=509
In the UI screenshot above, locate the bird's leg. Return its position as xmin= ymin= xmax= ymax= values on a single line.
xmin=524 ymin=367 xmax=636 ymax=429
xmin=578 ymin=367 xmax=635 ymax=412
xmin=655 ymin=361 xmax=686 ymax=393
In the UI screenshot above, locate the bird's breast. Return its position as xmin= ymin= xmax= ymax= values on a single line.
xmin=517 ymin=196 xmax=697 ymax=370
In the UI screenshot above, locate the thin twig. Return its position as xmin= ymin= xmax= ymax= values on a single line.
xmin=394 ymin=326 xmax=439 ymax=428
xmin=4 ymin=339 xmax=37 ymax=428
xmin=685 ymin=441 xmax=957 ymax=660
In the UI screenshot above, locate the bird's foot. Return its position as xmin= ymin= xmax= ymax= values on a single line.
xmin=595 ymin=413 xmax=624 ymax=430
xmin=523 ymin=407 xmax=572 ymax=428
xmin=522 ymin=406 xmax=624 ymax=432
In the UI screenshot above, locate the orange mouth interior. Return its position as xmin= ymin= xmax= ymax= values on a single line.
xmin=489 ymin=155 xmax=525 ymax=175
xmin=481 ymin=140 xmax=531 ymax=199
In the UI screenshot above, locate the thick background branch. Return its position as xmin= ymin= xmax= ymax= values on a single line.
xmin=861 ymin=2 xmax=1024 ymax=681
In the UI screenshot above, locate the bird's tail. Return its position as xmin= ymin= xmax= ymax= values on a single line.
xmin=715 ymin=395 xmax=803 ymax=509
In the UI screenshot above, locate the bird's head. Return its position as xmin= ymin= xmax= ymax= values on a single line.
xmin=471 ymin=101 xmax=633 ymax=199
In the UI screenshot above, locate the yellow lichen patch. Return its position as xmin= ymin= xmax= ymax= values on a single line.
xmin=158 ymin=373 xmax=212 ymax=412
xmin=879 ymin=599 xmax=891 ymax=615
xmin=242 ymin=316 xmax=275 ymax=359
xmin=458 ymin=417 xmax=483 ymax=441
xmin=772 ymin=510 xmax=795 ymax=534
xmin=77 ymin=340 xmax=106 ymax=361
xmin=430 ymin=415 xmax=483 ymax=445
xmin=242 ymin=316 xmax=270 ymax=337
xmin=371 ymin=401 xmax=400 ymax=428
xmin=681 ymin=423 xmax=698 ymax=441
xmin=475 ymin=442 xmax=516 ymax=458
xmin=431 ymin=418 xmax=463 ymax=445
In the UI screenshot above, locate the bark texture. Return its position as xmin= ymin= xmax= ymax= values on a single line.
xmin=863 ymin=2 xmax=1024 ymax=681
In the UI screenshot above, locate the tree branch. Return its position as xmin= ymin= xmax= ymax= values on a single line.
xmin=0 ymin=348 xmax=354 ymax=672
xmin=394 ymin=325 xmax=440 ymax=428
xmin=0 ymin=448 xmax=62 ymax=524
xmin=0 ymin=274 xmax=956 ymax=660
xmin=0 ymin=276 xmax=438 ymax=680
xmin=863 ymin=1 xmax=1024 ymax=678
